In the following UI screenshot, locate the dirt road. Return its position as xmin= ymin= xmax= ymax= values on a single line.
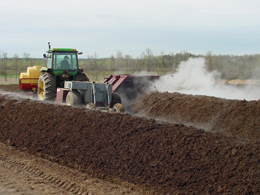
xmin=0 ymin=139 xmax=140 ymax=195
xmin=0 ymin=84 xmax=260 ymax=194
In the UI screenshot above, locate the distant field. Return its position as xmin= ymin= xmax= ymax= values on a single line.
xmin=0 ymin=78 xmax=18 ymax=85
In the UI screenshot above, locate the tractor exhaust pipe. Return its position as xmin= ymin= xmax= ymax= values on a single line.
xmin=48 ymin=42 xmax=51 ymax=49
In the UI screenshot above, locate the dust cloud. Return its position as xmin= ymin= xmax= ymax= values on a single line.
xmin=152 ymin=57 xmax=260 ymax=100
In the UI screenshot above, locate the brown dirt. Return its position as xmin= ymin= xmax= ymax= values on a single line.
xmin=0 ymin=85 xmax=260 ymax=194
xmin=0 ymin=142 xmax=140 ymax=195
xmin=0 ymin=84 xmax=20 ymax=92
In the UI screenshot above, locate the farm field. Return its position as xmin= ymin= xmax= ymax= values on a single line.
xmin=0 ymin=84 xmax=259 ymax=194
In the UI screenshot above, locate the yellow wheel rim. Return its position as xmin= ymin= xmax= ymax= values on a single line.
xmin=39 ymin=80 xmax=44 ymax=100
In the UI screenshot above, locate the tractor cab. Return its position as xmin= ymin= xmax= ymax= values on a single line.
xmin=42 ymin=42 xmax=87 ymax=88
xmin=44 ymin=50 xmax=81 ymax=70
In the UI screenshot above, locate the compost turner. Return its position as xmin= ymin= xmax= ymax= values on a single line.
xmin=56 ymin=80 xmax=124 ymax=112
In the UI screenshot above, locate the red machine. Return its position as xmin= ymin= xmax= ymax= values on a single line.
xmin=102 ymin=74 xmax=160 ymax=101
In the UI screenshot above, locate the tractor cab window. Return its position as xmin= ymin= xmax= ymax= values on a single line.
xmin=53 ymin=52 xmax=78 ymax=70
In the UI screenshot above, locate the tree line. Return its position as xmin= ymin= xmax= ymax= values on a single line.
xmin=1 ymin=49 xmax=260 ymax=81
xmin=205 ymin=51 xmax=260 ymax=80
xmin=82 ymin=49 xmax=196 ymax=73
xmin=0 ymin=52 xmax=45 ymax=81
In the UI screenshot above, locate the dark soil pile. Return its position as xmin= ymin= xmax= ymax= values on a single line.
xmin=0 ymin=93 xmax=260 ymax=194
xmin=132 ymin=92 xmax=260 ymax=141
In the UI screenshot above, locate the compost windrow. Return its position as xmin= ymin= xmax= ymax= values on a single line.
xmin=0 ymin=87 xmax=260 ymax=194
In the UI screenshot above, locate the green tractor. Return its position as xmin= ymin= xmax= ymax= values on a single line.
xmin=38 ymin=42 xmax=89 ymax=101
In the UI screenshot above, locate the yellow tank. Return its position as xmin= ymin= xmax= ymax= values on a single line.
xmin=29 ymin=66 xmax=42 ymax=78
xmin=19 ymin=66 xmax=43 ymax=90
xmin=19 ymin=72 xmax=30 ymax=83
xmin=20 ymin=72 xmax=29 ymax=78
xmin=20 ymin=66 xmax=42 ymax=84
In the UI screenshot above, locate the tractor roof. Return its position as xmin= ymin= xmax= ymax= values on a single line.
xmin=47 ymin=48 xmax=78 ymax=53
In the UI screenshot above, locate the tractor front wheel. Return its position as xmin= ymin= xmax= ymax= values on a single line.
xmin=66 ymin=90 xmax=82 ymax=107
xmin=38 ymin=72 xmax=56 ymax=101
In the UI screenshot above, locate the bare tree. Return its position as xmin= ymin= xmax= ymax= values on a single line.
xmin=1 ymin=51 xmax=8 ymax=82
xmin=124 ymin=54 xmax=132 ymax=71
xmin=115 ymin=50 xmax=123 ymax=71
xmin=93 ymin=52 xmax=98 ymax=70
xmin=205 ymin=51 xmax=213 ymax=72
xmin=145 ymin=48 xmax=153 ymax=71
xmin=23 ymin=52 xmax=30 ymax=68
xmin=12 ymin=54 xmax=20 ymax=82
xmin=105 ymin=55 xmax=115 ymax=71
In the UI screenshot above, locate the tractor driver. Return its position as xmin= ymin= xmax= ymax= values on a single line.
xmin=61 ymin=56 xmax=71 ymax=69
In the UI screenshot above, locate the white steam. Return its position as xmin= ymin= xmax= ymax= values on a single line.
xmin=152 ymin=57 xmax=260 ymax=100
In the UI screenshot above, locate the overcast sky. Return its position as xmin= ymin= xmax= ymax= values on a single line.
xmin=1 ymin=0 xmax=260 ymax=58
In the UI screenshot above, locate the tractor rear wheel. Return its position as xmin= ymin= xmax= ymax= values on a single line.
xmin=111 ymin=92 xmax=124 ymax=112
xmin=38 ymin=72 xmax=56 ymax=101
xmin=111 ymin=92 xmax=121 ymax=108
xmin=66 ymin=90 xmax=82 ymax=107
xmin=75 ymin=72 xmax=89 ymax=81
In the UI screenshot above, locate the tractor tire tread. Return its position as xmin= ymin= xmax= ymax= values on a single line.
xmin=38 ymin=72 xmax=56 ymax=101
xmin=111 ymin=92 xmax=122 ymax=108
